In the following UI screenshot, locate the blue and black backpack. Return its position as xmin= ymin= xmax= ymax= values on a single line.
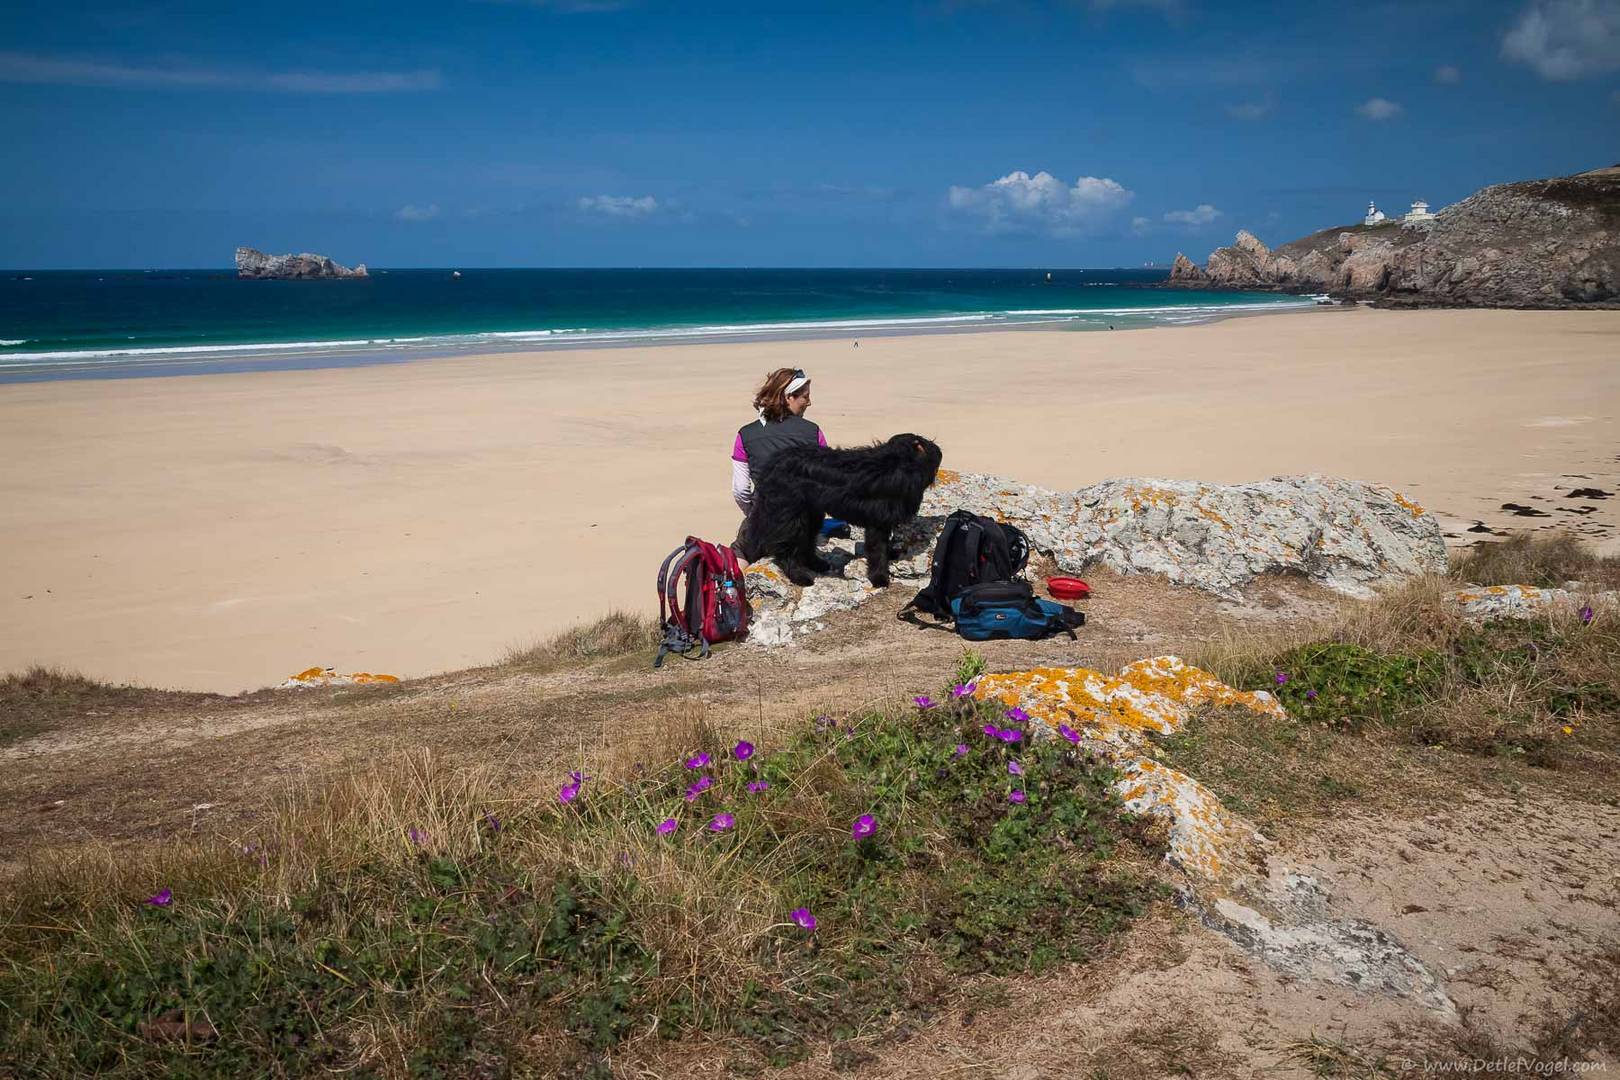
xmin=899 ymin=510 xmax=1085 ymax=641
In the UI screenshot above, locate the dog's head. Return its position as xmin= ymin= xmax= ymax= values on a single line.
xmin=887 ymin=433 xmax=942 ymax=485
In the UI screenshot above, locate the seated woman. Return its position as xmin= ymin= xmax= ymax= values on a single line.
xmin=732 ymin=367 xmax=826 ymax=515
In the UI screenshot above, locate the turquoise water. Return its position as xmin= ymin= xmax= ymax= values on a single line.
xmin=0 ymin=268 xmax=1310 ymax=382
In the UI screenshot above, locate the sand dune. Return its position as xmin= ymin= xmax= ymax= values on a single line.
xmin=2 ymin=306 xmax=1617 ymax=693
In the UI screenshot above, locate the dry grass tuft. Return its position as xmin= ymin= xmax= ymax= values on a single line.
xmin=1285 ymin=1033 xmax=1397 ymax=1078
xmin=0 ymin=664 xmax=217 ymax=747
xmin=1452 ymin=532 xmax=1620 ymax=590
xmin=501 ymin=610 xmax=659 ymax=671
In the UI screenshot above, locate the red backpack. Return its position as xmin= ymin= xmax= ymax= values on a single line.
xmin=655 ymin=537 xmax=750 ymax=667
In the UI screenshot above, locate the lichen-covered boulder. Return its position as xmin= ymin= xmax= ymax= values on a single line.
xmin=742 ymin=471 xmax=1446 ymax=645
xmin=975 ymin=658 xmax=1453 ymax=1013
xmin=923 ymin=471 xmax=1446 ymax=598
xmin=1451 ymin=583 xmax=1615 ymax=621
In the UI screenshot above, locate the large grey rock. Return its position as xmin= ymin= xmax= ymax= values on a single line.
xmin=743 ymin=471 xmax=1445 ymax=642
xmin=236 ymin=247 xmax=368 ymax=280
xmin=920 ymin=471 xmax=1447 ymax=599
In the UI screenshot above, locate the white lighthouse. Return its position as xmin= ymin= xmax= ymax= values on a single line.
xmin=1363 ymin=201 xmax=1387 ymax=226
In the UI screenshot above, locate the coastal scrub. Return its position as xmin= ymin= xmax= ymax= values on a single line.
xmin=0 ymin=686 xmax=1158 ymax=1077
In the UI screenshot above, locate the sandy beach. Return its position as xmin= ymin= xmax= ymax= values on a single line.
xmin=3 ymin=306 xmax=1618 ymax=693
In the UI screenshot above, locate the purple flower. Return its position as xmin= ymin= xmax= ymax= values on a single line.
xmin=408 ymin=827 xmax=427 ymax=847
xmin=558 ymin=782 xmax=581 ymax=805
xmin=145 ymin=888 xmax=173 ymax=908
xmin=998 ymin=728 xmax=1023 ymax=744
xmin=685 ymin=752 xmax=712 ymax=769
xmin=790 ymin=907 xmax=817 ymax=931
xmin=1305 ymin=689 xmax=1318 ymax=701
xmin=815 ymin=714 xmax=835 ymax=731
xmin=1058 ymin=723 xmax=1081 ymax=744
xmin=1005 ymin=705 xmax=1030 ymax=724
xmin=1581 ymin=605 xmax=1595 ymax=626
xmin=1274 ymin=672 xmax=1289 ymax=686
xmin=1008 ymin=760 xmax=1023 ymax=776
xmin=954 ymin=743 xmax=969 ymax=757
xmin=733 ymin=740 xmax=755 ymax=761
xmin=747 ymin=781 xmax=770 ymax=793
xmin=950 ymin=682 xmax=977 ymax=699
xmin=851 ymin=814 xmax=876 ymax=839
xmin=569 ymin=770 xmax=590 ymax=784
xmin=483 ymin=812 xmax=502 ymax=832
xmin=656 ymin=817 xmax=679 ymax=835
xmin=914 ymin=695 xmax=937 ymax=710
xmin=981 ymin=722 xmax=1000 ymax=737
xmin=684 ymin=775 xmax=714 ymax=801
xmin=708 ymin=812 xmax=735 ymax=832
xmin=1008 ymin=790 xmax=1027 ymax=804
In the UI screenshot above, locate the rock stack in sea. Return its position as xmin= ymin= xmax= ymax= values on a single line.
xmin=235 ymin=247 xmax=369 ymax=280
xmin=1169 ymin=165 xmax=1620 ymax=308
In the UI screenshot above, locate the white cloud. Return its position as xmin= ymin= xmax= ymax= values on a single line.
xmin=947 ymin=170 xmax=1133 ymax=235
xmin=395 ymin=203 xmax=441 ymax=222
xmin=0 ymin=51 xmax=441 ymax=92
xmin=1163 ymin=204 xmax=1223 ymax=226
xmin=1433 ymin=64 xmax=1462 ymax=84
xmin=1224 ymin=99 xmax=1273 ymax=120
xmin=576 ymin=194 xmax=660 ymax=219
xmin=1502 ymin=0 xmax=1620 ymax=80
xmin=1355 ymin=96 xmax=1404 ymax=120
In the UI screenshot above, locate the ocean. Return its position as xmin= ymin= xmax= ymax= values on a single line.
xmin=0 ymin=268 xmax=1311 ymax=382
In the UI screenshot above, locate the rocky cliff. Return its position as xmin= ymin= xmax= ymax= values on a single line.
xmin=235 ymin=247 xmax=368 ymax=280
xmin=1169 ymin=165 xmax=1620 ymax=307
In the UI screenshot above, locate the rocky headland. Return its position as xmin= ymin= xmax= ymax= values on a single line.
xmin=235 ymin=247 xmax=368 ymax=280
xmin=1169 ymin=165 xmax=1620 ymax=308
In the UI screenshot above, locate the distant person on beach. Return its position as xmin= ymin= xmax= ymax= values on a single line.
xmin=732 ymin=367 xmax=826 ymax=515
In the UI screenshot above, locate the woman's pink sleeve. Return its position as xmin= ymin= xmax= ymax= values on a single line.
xmin=732 ymin=433 xmax=748 ymax=462
xmin=817 ymin=429 xmax=828 ymax=448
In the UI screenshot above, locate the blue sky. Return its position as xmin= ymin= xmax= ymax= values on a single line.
xmin=2 ymin=0 xmax=1617 ymax=268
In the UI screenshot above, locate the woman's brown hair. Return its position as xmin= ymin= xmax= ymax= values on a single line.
xmin=752 ymin=367 xmax=806 ymax=423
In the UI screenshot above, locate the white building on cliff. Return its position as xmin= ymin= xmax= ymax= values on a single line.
xmin=1363 ymin=201 xmax=1387 ymax=226
xmin=1402 ymin=200 xmax=1434 ymax=227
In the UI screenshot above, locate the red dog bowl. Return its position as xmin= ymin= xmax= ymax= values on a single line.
xmin=1046 ymin=576 xmax=1091 ymax=601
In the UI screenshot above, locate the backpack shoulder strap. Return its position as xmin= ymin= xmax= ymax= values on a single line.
xmin=899 ymin=511 xmax=973 ymax=622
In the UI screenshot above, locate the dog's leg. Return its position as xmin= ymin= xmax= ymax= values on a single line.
xmin=772 ymin=507 xmax=822 ymax=586
xmin=864 ymin=524 xmax=892 ymax=587
xmin=798 ymin=512 xmax=831 ymax=574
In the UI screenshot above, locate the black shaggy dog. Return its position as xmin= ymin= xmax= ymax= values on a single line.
xmin=742 ymin=433 xmax=943 ymax=588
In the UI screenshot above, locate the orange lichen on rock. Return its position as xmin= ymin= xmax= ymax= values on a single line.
xmin=1390 ymin=491 xmax=1427 ymax=517
xmin=974 ymin=656 xmax=1283 ymax=879
xmin=280 ymin=667 xmax=400 ymax=689
xmin=933 ymin=467 xmax=961 ymax=486
xmin=974 ymin=656 xmax=1284 ymax=744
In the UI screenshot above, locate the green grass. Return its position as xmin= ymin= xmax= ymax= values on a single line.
xmin=0 ymin=684 xmax=1159 ymax=1077
xmin=1166 ymin=562 xmax=1619 ymax=825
